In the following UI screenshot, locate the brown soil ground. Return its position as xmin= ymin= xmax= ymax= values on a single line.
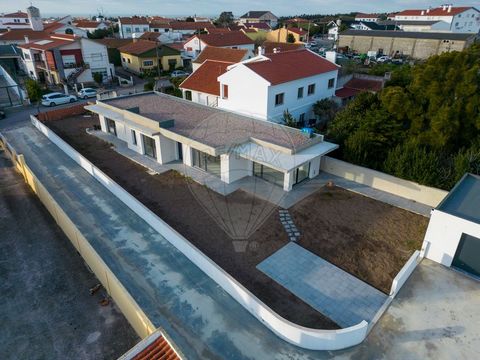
xmin=43 ymin=114 xmax=428 ymax=329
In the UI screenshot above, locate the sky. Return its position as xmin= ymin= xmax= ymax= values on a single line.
xmin=3 ymin=0 xmax=478 ymax=17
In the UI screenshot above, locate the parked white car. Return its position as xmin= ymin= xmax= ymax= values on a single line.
xmin=77 ymin=88 xmax=97 ymax=99
xmin=170 ymin=70 xmax=190 ymax=78
xmin=377 ymin=56 xmax=391 ymax=63
xmin=41 ymin=92 xmax=77 ymax=107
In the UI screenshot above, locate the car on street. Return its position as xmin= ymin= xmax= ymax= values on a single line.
xmin=377 ymin=56 xmax=391 ymax=63
xmin=41 ymin=92 xmax=77 ymax=107
xmin=170 ymin=70 xmax=190 ymax=78
xmin=77 ymin=88 xmax=97 ymax=99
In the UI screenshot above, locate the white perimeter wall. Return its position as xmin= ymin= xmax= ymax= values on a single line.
xmin=29 ymin=115 xmax=369 ymax=351
xmin=422 ymin=210 xmax=480 ymax=267
xmin=321 ymin=156 xmax=448 ymax=207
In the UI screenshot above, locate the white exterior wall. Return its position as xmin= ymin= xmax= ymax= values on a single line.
xmin=422 ymin=210 xmax=480 ymax=267
xmin=182 ymin=144 xmax=193 ymax=166
xmin=220 ymin=153 xmax=252 ymax=184
xmin=183 ymin=89 xmax=218 ymax=107
xmin=308 ymin=156 xmax=321 ymax=178
xmin=21 ymin=48 xmax=38 ymax=79
xmin=266 ymin=70 xmax=338 ymax=122
xmin=218 ymin=64 xmax=270 ymax=119
xmin=120 ymin=23 xmax=150 ymax=38
xmin=80 ymin=38 xmax=112 ymax=81
xmin=184 ymin=38 xmax=255 ymax=58
xmin=158 ymin=134 xmax=177 ymax=164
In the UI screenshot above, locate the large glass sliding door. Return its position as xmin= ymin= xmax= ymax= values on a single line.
xmin=253 ymin=162 xmax=284 ymax=187
xmin=192 ymin=148 xmax=221 ymax=177
xmin=142 ymin=134 xmax=157 ymax=160
xmin=294 ymin=162 xmax=310 ymax=186
xmin=106 ymin=118 xmax=117 ymax=136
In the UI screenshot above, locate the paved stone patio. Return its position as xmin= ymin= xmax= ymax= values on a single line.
xmin=257 ymin=243 xmax=388 ymax=328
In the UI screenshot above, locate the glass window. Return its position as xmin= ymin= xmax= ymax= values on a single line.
xmin=142 ymin=135 xmax=157 ymax=159
xmin=308 ymin=84 xmax=315 ymax=95
xmin=328 ymin=78 xmax=335 ymax=89
xmin=107 ymin=118 xmax=116 ymax=136
xmin=253 ymin=163 xmax=284 ymax=187
xmin=275 ymin=93 xmax=284 ymax=106
xmin=131 ymin=130 xmax=137 ymax=145
xmin=222 ymin=84 xmax=228 ymax=99
xmin=192 ymin=149 xmax=221 ymax=177
xmin=143 ymin=60 xmax=154 ymax=66
xmin=297 ymin=87 xmax=304 ymax=99
xmin=294 ymin=162 xmax=310 ymax=186
xmin=184 ymin=90 xmax=192 ymax=101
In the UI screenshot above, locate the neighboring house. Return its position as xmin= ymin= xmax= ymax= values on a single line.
xmin=207 ymin=28 xmax=232 ymax=35
xmin=338 ymin=30 xmax=476 ymax=59
xmin=0 ymin=44 xmax=23 ymax=74
xmin=387 ymin=20 xmax=445 ymax=32
xmin=191 ymin=46 xmax=248 ymax=72
xmin=73 ymin=20 xmax=109 ymax=33
xmin=266 ymin=27 xmax=308 ymax=44
xmin=243 ymin=22 xmax=272 ymax=31
xmin=94 ymin=38 xmax=132 ymax=66
xmin=239 ymin=11 xmax=278 ymax=28
xmin=119 ymin=17 xmax=150 ymax=38
xmin=183 ymin=32 xmax=255 ymax=58
xmin=262 ymin=41 xmax=304 ymax=54
xmin=19 ymin=34 xmax=113 ymax=85
xmin=217 ymin=49 xmax=339 ymax=123
xmin=393 ymin=6 xmax=480 ymax=33
xmin=180 ymin=60 xmax=230 ymax=107
xmin=87 ymin=92 xmax=338 ymax=191
xmin=334 ymin=74 xmax=385 ymax=105
xmin=328 ymin=19 xmax=398 ymax=41
xmin=169 ymin=21 xmax=215 ymax=35
xmin=422 ymin=173 xmax=480 ymax=278
xmin=355 ymin=13 xmax=380 ymax=22
xmin=351 ymin=21 xmax=399 ymax=31
xmin=0 ymin=11 xmax=30 ymax=30
xmin=43 ymin=16 xmax=88 ymax=37
xmin=119 ymin=40 xmax=182 ymax=74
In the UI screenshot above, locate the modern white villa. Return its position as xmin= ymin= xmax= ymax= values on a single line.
xmin=86 ymin=92 xmax=338 ymax=191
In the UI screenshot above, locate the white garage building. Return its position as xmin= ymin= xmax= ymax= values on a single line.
xmin=422 ymin=173 xmax=480 ymax=278
xmin=86 ymin=92 xmax=338 ymax=192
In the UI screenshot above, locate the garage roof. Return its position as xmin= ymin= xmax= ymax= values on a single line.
xmin=438 ymin=174 xmax=480 ymax=224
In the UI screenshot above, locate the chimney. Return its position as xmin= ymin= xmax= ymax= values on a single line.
xmin=421 ymin=10 xmax=425 ymax=15
xmin=426 ymin=8 xmax=431 ymax=13
xmin=448 ymin=5 xmax=452 ymax=13
xmin=257 ymin=46 xmax=264 ymax=56
xmin=24 ymin=35 xmax=29 ymax=44
xmin=442 ymin=5 xmax=447 ymax=11
xmin=273 ymin=47 xmax=279 ymax=53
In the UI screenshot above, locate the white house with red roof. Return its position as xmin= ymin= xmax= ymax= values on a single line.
xmin=183 ymin=32 xmax=255 ymax=58
xmin=0 ymin=11 xmax=31 ymax=30
xmin=217 ymin=49 xmax=339 ymax=124
xmin=393 ymin=5 xmax=480 ymax=33
xmin=354 ymin=13 xmax=380 ymax=22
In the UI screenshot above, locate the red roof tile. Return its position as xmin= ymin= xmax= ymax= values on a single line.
xmin=244 ymin=22 xmax=271 ymax=30
xmin=245 ymin=49 xmax=338 ymax=85
xmin=131 ymin=335 xmax=180 ymax=360
xmin=180 ymin=60 xmax=230 ymax=95
xmin=195 ymin=32 xmax=254 ymax=47
xmin=94 ymin=38 xmax=132 ymax=48
xmin=167 ymin=42 xmax=185 ymax=51
xmin=118 ymin=40 xmax=157 ymax=55
xmin=286 ymin=27 xmax=307 ymax=35
xmin=119 ymin=17 xmax=149 ymax=25
xmin=207 ymin=28 xmax=231 ymax=34
xmin=396 ymin=6 xmax=474 ymax=17
xmin=18 ymin=36 xmax=77 ymax=51
xmin=0 ymin=29 xmax=51 ymax=41
xmin=262 ymin=41 xmax=303 ymax=54
xmin=139 ymin=32 xmax=161 ymax=41
xmin=335 ymin=87 xmax=361 ymax=98
xmin=343 ymin=78 xmax=383 ymax=92
xmin=73 ymin=20 xmax=105 ymax=28
xmin=1 ymin=11 xmax=28 ymax=18
xmin=193 ymin=46 xmax=248 ymax=64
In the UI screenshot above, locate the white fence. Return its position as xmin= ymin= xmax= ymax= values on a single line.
xmin=389 ymin=250 xmax=420 ymax=296
xmin=31 ymin=115 xmax=369 ymax=351
xmin=321 ymin=156 xmax=448 ymax=207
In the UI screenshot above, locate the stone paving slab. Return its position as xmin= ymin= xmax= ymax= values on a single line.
xmin=257 ymin=243 xmax=388 ymax=328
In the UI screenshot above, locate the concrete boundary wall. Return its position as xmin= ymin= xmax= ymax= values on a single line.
xmin=389 ymin=250 xmax=420 ymax=296
xmin=0 ymin=136 xmax=155 ymax=340
xmin=30 ymin=116 xmax=369 ymax=350
xmin=321 ymin=156 xmax=448 ymax=207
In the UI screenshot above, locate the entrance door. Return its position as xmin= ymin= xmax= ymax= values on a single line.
xmin=177 ymin=142 xmax=183 ymax=160
xmin=142 ymin=135 xmax=157 ymax=160
xmin=253 ymin=162 xmax=284 ymax=187
xmin=294 ymin=162 xmax=310 ymax=186
xmin=452 ymin=233 xmax=480 ymax=277
xmin=107 ymin=118 xmax=117 ymax=136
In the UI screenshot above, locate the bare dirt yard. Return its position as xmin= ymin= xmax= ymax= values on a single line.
xmin=42 ymin=112 xmax=428 ymax=328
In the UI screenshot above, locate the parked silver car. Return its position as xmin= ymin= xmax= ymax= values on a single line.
xmin=41 ymin=92 xmax=77 ymax=107
xmin=77 ymin=88 xmax=97 ymax=99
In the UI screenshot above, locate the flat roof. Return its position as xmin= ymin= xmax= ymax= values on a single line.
xmin=437 ymin=174 xmax=480 ymax=224
xmin=97 ymin=92 xmax=322 ymax=153
xmin=341 ymin=30 xmax=475 ymax=41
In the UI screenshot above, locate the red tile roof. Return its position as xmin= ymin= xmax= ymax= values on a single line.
xmin=286 ymin=27 xmax=306 ymax=35
xmin=119 ymin=17 xmax=149 ymax=25
xmin=131 ymin=335 xmax=180 ymax=360
xmin=344 ymin=78 xmax=383 ymax=92
xmin=170 ymin=21 xmax=215 ymax=30
xmin=244 ymin=22 xmax=271 ymax=30
xmin=207 ymin=28 xmax=231 ymax=34
xmin=193 ymin=46 xmax=248 ymax=64
xmin=73 ymin=20 xmax=104 ymax=28
xmin=241 ymin=28 xmax=257 ymax=33
xmin=180 ymin=60 xmax=230 ymax=95
xmin=262 ymin=41 xmax=304 ymax=54
xmin=1 ymin=11 xmax=28 ymax=18
xmin=118 ymin=40 xmax=157 ymax=55
xmin=94 ymin=38 xmax=132 ymax=48
xmin=18 ymin=36 xmax=77 ymax=51
xmin=43 ymin=22 xmax=65 ymax=31
xmin=396 ymin=7 xmax=474 ymax=17
xmin=245 ymin=49 xmax=338 ymax=85
xmin=139 ymin=31 xmax=161 ymax=41
xmin=167 ymin=42 xmax=185 ymax=51
xmin=0 ymin=29 xmax=51 ymax=41
xmin=335 ymin=87 xmax=361 ymax=98
xmin=195 ymin=32 xmax=254 ymax=46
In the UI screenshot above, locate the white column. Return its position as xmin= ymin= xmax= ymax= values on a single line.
xmin=183 ymin=144 xmax=192 ymax=167
xmin=284 ymin=171 xmax=294 ymax=191
xmin=309 ymin=157 xmax=321 ymax=179
xmin=221 ymin=154 xmax=230 ymax=183
xmin=99 ymin=115 xmax=108 ymax=132
xmin=154 ymin=136 xmax=162 ymax=164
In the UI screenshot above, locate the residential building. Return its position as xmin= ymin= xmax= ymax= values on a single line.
xmin=19 ymin=34 xmax=113 ymax=85
xmin=86 ymin=92 xmax=338 ymax=191
xmin=180 ymin=60 xmax=229 ymax=107
xmin=118 ymin=40 xmax=182 ymax=74
xmin=183 ymin=32 xmax=255 ymax=58
xmin=43 ymin=16 xmax=88 ymax=37
xmin=217 ymin=49 xmax=339 ymax=123
xmin=191 ymin=46 xmax=248 ymax=71
xmin=393 ymin=6 xmax=480 ymax=33
xmin=327 ymin=19 xmax=399 ymax=41
xmin=354 ymin=13 xmax=380 ymax=22
xmin=93 ymin=38 xmax=132 ymax=66
xmin=266 ymin=27 xmax=308 ymax=44
xmin=169 ymin=21 xmax=215 ymax=35
xmin=239 ymin=11 xmax=278 ymax=28
xmin=334 ymin=74 xmax=385 ymax=105
xmin=73 ymin=20 xmax=109 ymax=33
xmin=119 ymin=17 xmax=150 ymax=38
xmin=262 ymin=41 xmax=304 ymax=54
xmin=338 ymin=30 xmax=476 ymax=59
xmin=0 ymin=44 xmax=23 ymax=74
xmin=0 ymin=11 xmax=30 ymax=30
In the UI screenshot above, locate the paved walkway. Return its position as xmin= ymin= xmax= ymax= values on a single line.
xmin=258 ymin=243 xmax=388 ymax=328
xmin=3 ymin=125 xmax=323 ymax=359
xmin=89 ymin=130 xmax=432 ymax=215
